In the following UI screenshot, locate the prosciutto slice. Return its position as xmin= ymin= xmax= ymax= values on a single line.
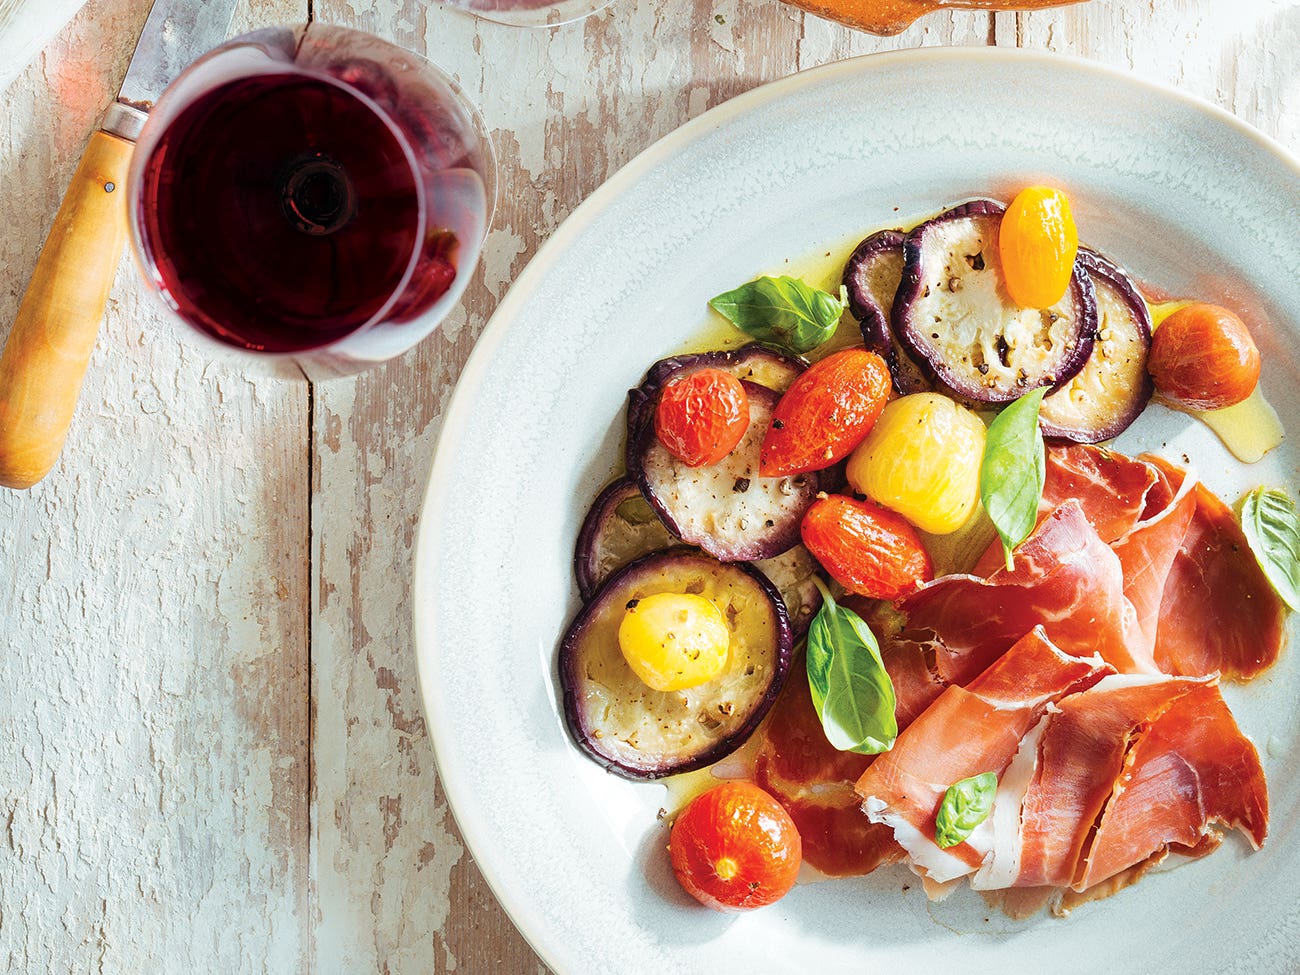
xmin=1077 ymin=682 xmax=1267 ymax=889
xmin=899 ymin=501 xmax=1151 ymax=679
xmin=1014 ymin=673 xmax=1208 ymax=887
xmin=967 ymin=444 xmax=1284 ymax=682
xmin=1145 ymin=457 xmax=1286 ymax=680
xmin=1109 ymin=465 xmax=1199 ymax=661
xmin=1041 ymin=443 xmax=1163 ymax=543
xmin=751 ymin=663 xmax=902 ymax=877
xmin=854 ymin=629 xmax=1110 ymax=883
xmin=972 ymin=444 xmax=1162 ymax=575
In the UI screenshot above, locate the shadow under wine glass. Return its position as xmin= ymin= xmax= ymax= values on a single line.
xmin=129 ymin=23 xmax=497 ymax=378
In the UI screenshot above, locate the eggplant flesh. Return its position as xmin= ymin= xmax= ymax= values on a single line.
xmin=1040 ymin=249 xmax=1153 ymax=443
xmin=842 ymin=229 xmax=932 ymax=395
xmin=752 ymin=544 xmax=824 ymax=638
xmin=894 ymin=200 xmax=1097 ymax=403
xmin=559 ymin=550 xmax=793 ymax=780
xmin=631 ymin=380 xmax=818 ymax=562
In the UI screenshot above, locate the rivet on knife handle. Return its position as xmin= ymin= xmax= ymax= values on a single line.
xmin=0 ymin=130 xmax=134 ymax=490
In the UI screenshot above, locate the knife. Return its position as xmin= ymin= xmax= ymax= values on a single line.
xmin=0 ymin=0 xmax=240 ymax=490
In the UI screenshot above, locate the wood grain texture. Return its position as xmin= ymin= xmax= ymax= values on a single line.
xmin=0 ymin=0 xmax=310 ymax=972
xmin=996 ymin=0 xmax=1299 ymax=152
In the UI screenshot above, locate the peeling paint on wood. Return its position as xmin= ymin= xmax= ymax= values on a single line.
xmin=2 ymin=0 xmax=1296 ymax=972
xmin=0 ymin=1 xmax=309 ymax=973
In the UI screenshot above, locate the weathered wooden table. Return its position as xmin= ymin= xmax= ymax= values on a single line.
xmin=2 ymin=0 xmax=1296 ymax=971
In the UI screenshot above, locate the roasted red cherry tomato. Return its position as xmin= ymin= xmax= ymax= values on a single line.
xmin=1148 ymin=303 xmax=1261 ymax=411
xmin=669 ymin=781 xmax=802 ymax=911
xmin=759 ymin=349 xmax=890 ymax=477
xmin=654 ymin=369 xmax=750 ymax=467
xmin=800 ymin=494 xmax=933 ymax=601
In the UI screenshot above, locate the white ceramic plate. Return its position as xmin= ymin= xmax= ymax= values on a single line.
xmin=414 ymin=48 xmax=1300 ymax=975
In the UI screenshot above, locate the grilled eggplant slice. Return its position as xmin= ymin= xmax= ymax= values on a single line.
xmin=1040 ymin=249 xmax=1154 ymax=442
xmin=844 ymin=229 xmax=904 ymax=355
xmin=893 ymin=199 xmax=1097 ymax=403
xmin=629 ymin=380 xmax=819 ymax=562
xmin=843 ymin=228 xmax=933 ymax=395
xmin=574 ymin=478 xmax=678 ymax=600
xmin=560 ymin=550 xmax=794 ymax=779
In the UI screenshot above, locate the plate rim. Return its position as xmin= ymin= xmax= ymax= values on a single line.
xmin=412 ymin=44 xmax=1300 ymax=974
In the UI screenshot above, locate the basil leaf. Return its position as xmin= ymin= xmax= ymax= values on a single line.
xmin=934 ymin=771 xmax=998 ymax=849
xmin=708 ymin=275 xmax=846 ymax=354
xmin=980 ymin=387 xmax=1047 ymax=571
xmin=805 ymin=580 xmax=897 ymax=755
xmin=1241 ymin=487 xmax=1300 ymax=611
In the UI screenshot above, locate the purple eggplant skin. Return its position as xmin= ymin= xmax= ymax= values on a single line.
xmin=630 ymin=380 xmax=819 ymax=562
xmin=559 ymin=549 xmax=794 ymax=780
xmin=843 ymin=229 xmax=933 ymax=395
xmin=1040 ymin=249 xmax=1154 ymax=443
xmin=624 ymin=344 xmax=807 ymax=475
xmin=843 ymin=229 xmax=905 ymax=355
xmin=893 ymin=199 xmax=1098 ymax=404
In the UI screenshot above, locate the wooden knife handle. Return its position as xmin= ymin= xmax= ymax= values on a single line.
xmin=0 ymin=129 xmax=134 ymax=490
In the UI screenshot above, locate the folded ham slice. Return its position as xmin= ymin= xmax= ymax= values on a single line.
xmin=751 ymin=662 xmax=902 ymax=877
xmin=1109 ymin=465 xmax=1199 ymax=664
xmin=860 ymin=658 xmax=1269 ymax=901
xmin=1077 ymin=682 xmax=1267 ymax=889
xmin=971 ymin=444 xmax=1287 ymax=682
xmin=854 ymin=628 xmax=1110 ymax=884
xmin=1041 ymin=443 xmax=1163 ymax=542
xmin=1145 ymin=457 xmax=1286 ymax=680
xmin=899 ymin=500 xmax=1152 ymax=679
xmin=1014 ymin=673 xmax=1209 ymax=887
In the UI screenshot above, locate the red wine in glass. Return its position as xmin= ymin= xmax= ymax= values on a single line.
xmin=140 ymin=74 xmax=432 ymax=353
xmin=130 ymin=25 xmax=494 ymax=368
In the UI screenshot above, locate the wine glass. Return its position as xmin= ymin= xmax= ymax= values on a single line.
xmin=431 ymin=0 xmax=617 ymax=28
xmin=128 ymin=23 xmax=496 ymax=377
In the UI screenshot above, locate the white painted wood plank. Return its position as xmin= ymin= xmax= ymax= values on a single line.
xmin=999 ymin=1 xmax=1299 ymax=150
xmin=0 ymin=1 xmax=311 ymax=972
xmin=308 ymin=2 xmax=991 ymax=972
xmin=0 ymin=0 xmax=90 ymax=94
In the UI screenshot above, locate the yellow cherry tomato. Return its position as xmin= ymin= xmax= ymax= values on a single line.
xmin=846 ymin=393 xmax=986 ymax=535
xmin=617 ymin=592 xmax=730 ymax=692
xmin=999 ymin=186 xmax=1079 ymax=309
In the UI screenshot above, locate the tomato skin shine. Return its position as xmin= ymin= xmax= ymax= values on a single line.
xmin=1148 ymin=303 xmax=1261 ymax=411
xmin=800 ymin=494 xmax=933 ymax=601
xmin=999 ymin=186 xmax=1079 ymax=309
xmin=669 ymin=781 xmax=802 ymax=911
xmin=759 ymin=349 xmax=891 ymax=477
xmin=654 ymin=369 xmax=750 ymax=467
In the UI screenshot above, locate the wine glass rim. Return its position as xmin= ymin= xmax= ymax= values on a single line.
xmin=126 ymin=32 xmax=439 ymax=357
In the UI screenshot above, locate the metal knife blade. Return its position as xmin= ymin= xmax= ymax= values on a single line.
xmin=105 ymin=0 xmax=241 ymax=139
